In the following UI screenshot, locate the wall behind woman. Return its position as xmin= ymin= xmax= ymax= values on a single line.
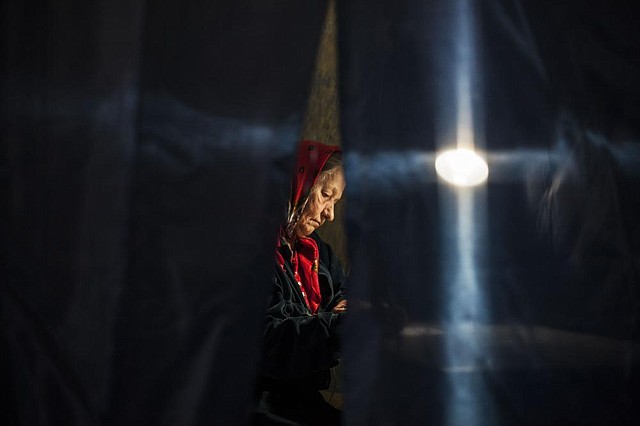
xmin=300 ymin=0 xmax=349 ymax=270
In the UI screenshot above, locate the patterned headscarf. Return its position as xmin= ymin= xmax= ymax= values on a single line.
xmin=277 ymin=140 xmax=342 ymax=314
xmin=285 ymin=140 xmax=342 ymax=239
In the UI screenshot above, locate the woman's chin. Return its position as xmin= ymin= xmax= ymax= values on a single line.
xmin=295 ymin=224 xmax=316 ymax=238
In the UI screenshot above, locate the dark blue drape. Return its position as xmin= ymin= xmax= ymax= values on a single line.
xmin=339 ymin=0 xmax=640 ymax=425
xmin=1 ymin=1 xmax=325 ymax=425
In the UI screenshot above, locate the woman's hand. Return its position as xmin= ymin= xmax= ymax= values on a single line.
xmin=332 ymin=299 xmax=347 ymax=314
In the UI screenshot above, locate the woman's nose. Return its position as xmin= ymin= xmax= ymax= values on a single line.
xmin=323 ymin=203 xmax=335 ymax=221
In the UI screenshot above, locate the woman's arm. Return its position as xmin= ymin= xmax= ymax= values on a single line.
xmin=261 ymin=269 xmax=343 ymax=382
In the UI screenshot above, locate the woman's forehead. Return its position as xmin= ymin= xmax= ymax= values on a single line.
xmin=322 ymin=172 xmax=346 ymax=193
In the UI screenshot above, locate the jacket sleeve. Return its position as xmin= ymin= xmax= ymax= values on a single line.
xmin=261 ymin=267 xmax=343 ymax=381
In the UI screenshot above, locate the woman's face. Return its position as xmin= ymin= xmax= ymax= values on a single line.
xmin=295 ymin=170 xmax=345 ymax=238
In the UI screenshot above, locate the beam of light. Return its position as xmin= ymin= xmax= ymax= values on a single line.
xmin=454 ymin=0 xmax=475 ymax=153
xmin=435 ymin=148 xmax=489 ymax=186
xmin=344 ymin=148 xmax=565 ymax=191
xmin=434 ymin=0 xmax=496 ymax=424
xmin=440 ymin=185 xmax=492 ymax=426
xmin=433 ymin=0 xmax=490 ymax=188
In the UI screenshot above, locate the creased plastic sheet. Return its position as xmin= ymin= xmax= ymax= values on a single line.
xmin=1 ymin=1 xmax=325 ymax=425
xmin=339 ymin=0 xmax=640 ymax=425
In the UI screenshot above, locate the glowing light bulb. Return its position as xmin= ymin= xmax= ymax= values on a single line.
xmin=435 ymin=148 xmax=488 ymax=187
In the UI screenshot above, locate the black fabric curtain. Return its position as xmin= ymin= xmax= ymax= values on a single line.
xmin=3 ymin=0 xmax=640 ymax=425
xmin=2 ymin=1 xmax=325 ymax=425
xmin=339 ymin=0 xmax=640 ymax=425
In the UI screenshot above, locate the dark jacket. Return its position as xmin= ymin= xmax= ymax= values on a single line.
xmin=260 ymin=232 xmax=346 ymax=391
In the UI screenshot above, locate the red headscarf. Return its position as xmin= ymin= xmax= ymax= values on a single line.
xmin=276 ymin=140 xmax=342 ymax=313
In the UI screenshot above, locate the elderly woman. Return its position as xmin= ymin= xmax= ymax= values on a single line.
xmin=255 ymin=141 xmax=347 ymax=426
